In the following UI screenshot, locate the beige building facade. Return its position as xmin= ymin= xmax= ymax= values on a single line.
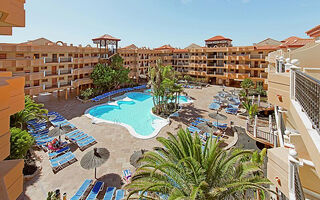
xmin=264 ymin=25 xmax=320 ymax=199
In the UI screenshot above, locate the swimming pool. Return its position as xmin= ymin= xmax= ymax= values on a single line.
xmin=85 ymin=92 xmax=192 ymax=139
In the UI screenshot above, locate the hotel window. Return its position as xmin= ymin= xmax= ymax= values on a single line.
xmin=0 ymin=53 xmax=7 ymax=59
xmin=16 ymin=53 xmax=24 ymax=58
xmin=0 ymin=68 xmax=6 ymax=71
xmin=74 ymin=54 xmax=78 ymax=58
xmin=34 ymin=54 xmax=40 ymax=59
xmin=41 ymin=66 xmax=47 ymax=70
xmin=41 ymin=53 xmax=48 ymax=57
xmin=33 ymin=67 xmax=39 ymax=72
xmin=59 ymin=77 xmax=64 ymax=80
xmin=16 ymin=67 xmax=24 ymax=71
xmin=59 ymin=54 xmax=65 ymax=57
xmin=68 ymin=54 xmax=72 ymax=57
xmin=59 ymin=66 xmax=64 ymax=69
xmin=42 ymin=79 xmax=48 ymax=83
xmin=34 ymin=80 xmax=40 ymax=86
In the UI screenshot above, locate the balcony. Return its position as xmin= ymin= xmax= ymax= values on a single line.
xmin=44 ymin=57 xmax=59 ymax=63
xmin=225 ymin=64 xmax=250 ymax=70
xmin=59 ymin=57 xmax=73 ymax=63
xmin=72 ymin=67 xmax=94 ymax=75
xmin=59 ymin=69 xmax=72 ymax=75
xmin=72 ymin=78 xmax=92 ymax=88
xmin=207 ymin=55 xmax=225 ymax=59
xmin=250 ymin=54 xmax=266 ymax=60
xmin=293 ymin=70 xmax=320 ymax=133
xmin=24 ymin=85 xmax=42 ymax=96
xmin=225 ymin=55 xmax=250 ymax=61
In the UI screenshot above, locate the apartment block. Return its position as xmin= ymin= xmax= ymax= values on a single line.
xmin=264 ymin=25 xmax=319 ymax=199
xmin=0 ymin=0 xmax=25 ymax=35
xmin=0 ymin=72 xmax=25 ymax=200
xmin=119 ymin=36 xmax=278 ymax=89
xmin=0 ymin=38 xmax=100 ymax=98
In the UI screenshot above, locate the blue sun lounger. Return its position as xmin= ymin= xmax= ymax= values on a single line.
xmin=48 ymin=146 xmax=70 ymax=158
xmin=103 ymin=187 xmax=116 ymax=200
xmin=70 ymin=179 xmax=93 ymax=200
xmin=115 ymin=189 xmax=125 ymax=200
xmin=86 ymin=181 xmax=104 ymax=200
xmin=77 ymin=136 xmax=96 ymax=150
xmin=65 ymin=129 xmax=81 ymax=137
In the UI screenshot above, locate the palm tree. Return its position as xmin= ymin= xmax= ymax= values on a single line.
xmin=242 ymin=101 xmax=259 ymax=120
xmin=10 ymin=95 xmax=48 ymax=130
xmin=125 ymin=129 xmax=271 ymax=200
xmin=240 ymin=78 xmax=254 ymax=98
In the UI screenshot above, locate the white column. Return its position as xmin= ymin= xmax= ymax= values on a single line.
xmin=254 ymin=115 xmax=258 ymax=137
xmin=257 ymin=95 xmax=260 ymax=107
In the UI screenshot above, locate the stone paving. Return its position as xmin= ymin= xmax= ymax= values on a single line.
xmin=23 ymin=85 xmax=247 ymax=200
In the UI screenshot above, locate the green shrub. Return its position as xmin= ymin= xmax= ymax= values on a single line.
xmin=80 ymin=88 xmax=94 ymax=100
xmin=9 ymin=127 xmax=34 ymax=159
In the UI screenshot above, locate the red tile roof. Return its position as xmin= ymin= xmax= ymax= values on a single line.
xmin=121 ymin=44 xmax=138 ymax=49
xmin=92 ymin=34 xmax=121 ymax=41
xmin=155 ymin=44 xmax=175 ymax=50
xmin=280 ymin=36 xmax=314 ymax=48
xmin=205 ymin=35 xmax=232 ymax=42
xmin=306 ymin=25 xmax=320 ymax=38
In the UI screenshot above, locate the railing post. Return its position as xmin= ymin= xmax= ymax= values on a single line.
xmin=258 ymin=95 xmax=261 ymax=107
xmin=254 ymin=115 xmax=257 ymax=137
xmin=290 ymin=68 xmax=295 ymax=100
xmin=58 ymin=69 xmax=61 ymax=75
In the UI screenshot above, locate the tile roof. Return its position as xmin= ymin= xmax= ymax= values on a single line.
xmin=154 ymin=44 xmax=175 ymax=50
xmin=173 ymin=49 xmax=189 ymax=53
xmin=121 ymin=44 xmax=138 ymax=49
xmin=205 ymin=35 xmax=232 ymax=42
xmin=305 ymin=24 xmax=320 ymax=38
xmin=280 ymin=36 xmax=314 ymax=48
xmin=92 ymin=34 xmax=121 ymax=41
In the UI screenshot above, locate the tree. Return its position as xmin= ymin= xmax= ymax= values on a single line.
xmin=241 ymin=78 xmax=254 ymax=98
xmin=10 ymin=96 xmax=48 ymax=130
xmin=80 ymin=88 xmax=94 ymax=100
xmin=148 ymin=60 xmax=183 ymax=115
xmin=256 ymin=82 xmax=266 ymax=96
xmin=242 ymin=101 xmax=259 ymax=119
xmin=125 ymin=129 xmax=271 ymax=199
xmin=9 ymin=127 xmax=34 ymax=159
xmin=91 ymin=55 xmax=130 ymax=93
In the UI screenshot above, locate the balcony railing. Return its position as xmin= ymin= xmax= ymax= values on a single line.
xmin=294 ymin=70 xmax=320 ymax=133
xmin=44 ymin=57 xmax=58 ymax=63
xmin=59 ymin=57 xmax=73 ymax=62
xmin=250 ymin=54 xmax=265 ymax=59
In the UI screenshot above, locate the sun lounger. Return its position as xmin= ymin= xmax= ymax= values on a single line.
xmin=69 ymin=133 xmax=87 ymax=141
xmin=103 ymin=187 xmax=116 ymax=200
xmin=196 ymin=117 xmax=209 ymax=122
xmin=70 ymin=179 xmax=93 ymax=200
xmin=77 ymin=136 xmax=97 ymax=150
xmin=115 ymin=189 xmax=125 ymax=200
xmin=187 ymin=126 xmax=201 ymax=133
xmin=86 ymin=181 xmax=104 ymax=200
xmin=65 ymin=129 xmax=81 ymax=137
xmin=67 ymin=132 xmax=85 ymax=140
xmin=212 ymin=122 xmax=228 ymax=130
xmin=48 ymin=146 xmax=70 ymax=158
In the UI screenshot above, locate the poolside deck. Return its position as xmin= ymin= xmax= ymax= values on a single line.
xmin=22 ymin=85 xmax=247 ymax=199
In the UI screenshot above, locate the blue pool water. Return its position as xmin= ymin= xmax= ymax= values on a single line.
xmin=87 ymin=92 xmax=190 ymax=138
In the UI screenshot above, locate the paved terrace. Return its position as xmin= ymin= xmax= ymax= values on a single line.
xmin=23 ymin=85 xmax=248 ymax=200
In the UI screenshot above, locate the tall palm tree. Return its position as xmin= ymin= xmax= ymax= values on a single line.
xmin=10 ymin=95 xmax=48 ymax=130
xmin=125 ymin=129 xmax=271 ymax=200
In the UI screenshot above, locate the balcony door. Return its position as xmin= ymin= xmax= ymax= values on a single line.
xmin=52 ymin=54 xmax=57 ymax=62
xmin=52 ymin=66 xmax=57 ymax=75
xmin=52 ymin=78 xmax=57 ymax=87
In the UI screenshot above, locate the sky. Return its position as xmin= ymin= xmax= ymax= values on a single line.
xmin=0 ymin=0 xmax=319 ymax=48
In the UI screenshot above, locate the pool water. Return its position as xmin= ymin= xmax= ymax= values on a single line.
xmin=86 ymin=92 xmax=190 ymax=138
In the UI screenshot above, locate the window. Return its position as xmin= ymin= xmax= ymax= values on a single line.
xmin=0 ymin=68 xmax=6 ymax=71
xmin=59 ymin=77 xmax=64 ymax=80
xmin=59 ymin=54 xmax=64 ymax=57
xmin=59 ymin=66 xmax=64 ymax=69
xmin=34 ymin=54 xmax=40 ymax=59
xmin=34 ymin=80 xmax=40 ymax=86
xmin=16 ymin=67 xmax=24 ymax=71
xmin=41 ymin=53 xmax=48 ymax=57
xmin=0 ymin=53 xmax=6 ymax=59
xmin=41 ymin=66 xmax=47 ymax=70
xmin=42 ymin=79 xmax=48 ymax=82
xmin=16 ymin=53 xmax=24 ymax=58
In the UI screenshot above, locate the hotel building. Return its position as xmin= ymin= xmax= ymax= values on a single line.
xmin=119 ymin=36 xmax=280 ymax=89
xmin=0 ymin=38 xmax=101 ymax=98
xmin=0 ymin=1 xmax=26 ymax=199
xmin=247 ymin=25 xmax=320 ymax=199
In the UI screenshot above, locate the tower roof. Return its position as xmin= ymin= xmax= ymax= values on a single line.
xmin=92 ymin=34 xmax=121 ymax=42
xmin=205 ymin=35 xmax=232 ymax=42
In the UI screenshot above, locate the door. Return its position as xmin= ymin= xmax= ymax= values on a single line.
xmin=52 ymin=78 xmax=57 ymax=87
xmin=52 ymin=66 xmax=57 ymax=75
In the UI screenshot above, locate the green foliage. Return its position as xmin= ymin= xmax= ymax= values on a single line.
xmin=242 ymin=101 xmax=259 ymax=119
xmin=125 ymin=129 xmax=271 ymax=199
xmin=148 ymin=60 xmax=184 ymax=115
xmin=183 ymin=75 xmax=193 ymax=82
xmin=10 ymin=95 xmax=48 ymax=130
xmin=9 ymin=127 xmax=34 ymax=159
xmin=256 ymin=82 xmax=267 ymax=96
xmin=90 ymin=55 xmax=130 ymax=92
xmin=80 ymin=88 xmax=94 ymax=100
xmin=241 ymin=78 xmax=254 ymax=97
xmin=46 ymin=191 xmax=59 ymax=200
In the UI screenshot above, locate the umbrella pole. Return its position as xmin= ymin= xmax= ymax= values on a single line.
xmin=95 ymin=167 xmax=97 ymax=179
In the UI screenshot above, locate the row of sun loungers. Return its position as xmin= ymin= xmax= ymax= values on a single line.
xmin=49 ymin=151 xmax=77 ymax=173
xmin=48 ymin=112 xmax=97 ymax=151
xmin=92 ymin=84 xmax=147 ymax=102
xmin=70 ymin=179 xmax=125 ymax=200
